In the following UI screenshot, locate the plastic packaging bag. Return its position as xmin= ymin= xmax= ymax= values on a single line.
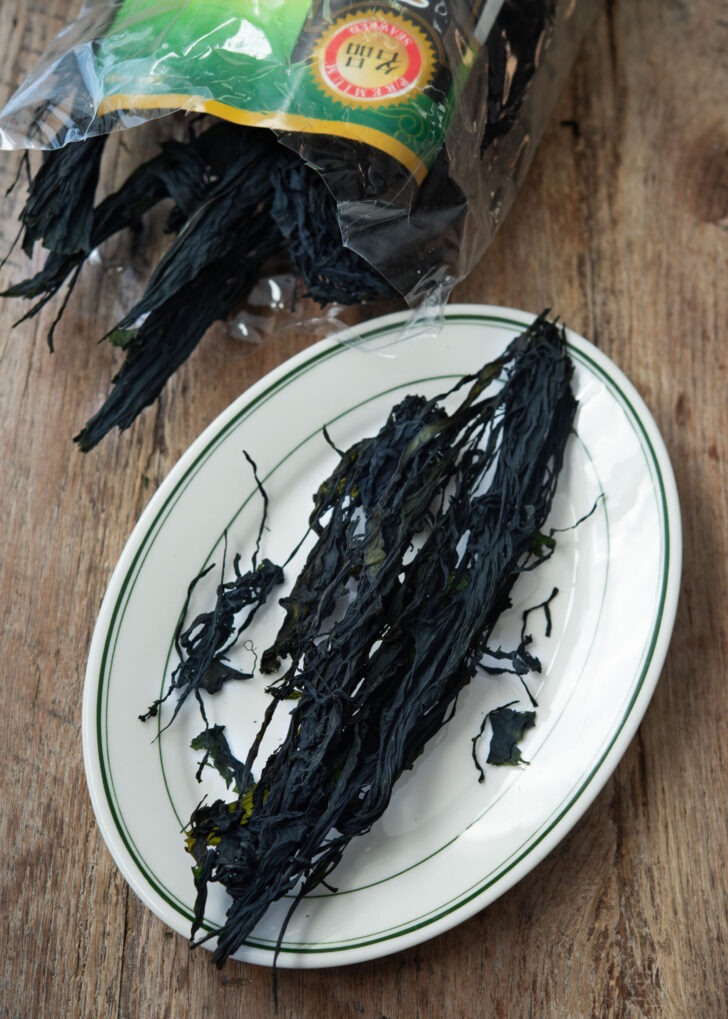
xmin=0 ymin=0 xmax=598 ymax=306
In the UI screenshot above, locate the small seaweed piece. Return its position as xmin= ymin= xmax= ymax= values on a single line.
xmin=486 ymin=704 xmax=537 ymax=765
xmin=137 ymin=555 xmax=283 ymax=728
xmin=140 ymin=456 xmax=285 ymax=729
xmin=191 ymin=725 xmax=248 ymax=791
xmin=183 ymin=314 xmax=576 ymax=967
xmin=471 ymin=700 xmax=537 ymax=779
xmin=478 ymin=585 xmax=560 ymax=707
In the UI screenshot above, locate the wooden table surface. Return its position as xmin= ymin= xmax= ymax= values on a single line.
xmin=1 ymin=2 xmax=726 ymax=1017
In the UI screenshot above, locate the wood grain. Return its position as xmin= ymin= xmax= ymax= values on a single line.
xmin=1 ymin=1 xmax=726 ymax=1017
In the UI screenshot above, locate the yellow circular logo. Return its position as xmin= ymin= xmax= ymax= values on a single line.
xmin=313 ymin=10 xmax=436 ymax=105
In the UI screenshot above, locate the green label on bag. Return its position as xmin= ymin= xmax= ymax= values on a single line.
xmin=96 ymin=0 xmax=502 ymax=181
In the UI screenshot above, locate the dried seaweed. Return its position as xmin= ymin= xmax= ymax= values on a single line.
xmin=2 ymin=118 xmax=399 ymax=447
xmin=191 ymin=725 xmax=248 ymax=791
xmin=486 ymin=705 xmax=537 ymax=765
xmin=139 ymin=553 xmax=284 ymax=730
xmin=179 ymin=314 xmax=576 ymax=966
xmin=270 ymin=160 xmax=397 ymax=306
xmin=471 ymin=700 xmax=537 ymax=779
xmin=2 ymin=133 xmax=215 ymax=352
xmin=141 ymin=455 xmax=285 ymax=729
xmin=481 ymin=0 xmax=557 ymax=153
xmin=1 ymin=2 xmax=558 ymax=448
xmin=74 ymin=129 xmax=295 ymax=450
xmin=17 ymin=131 xmax=108 ymax=258
xmin=2 ymin=136 xmax=211 ymax=306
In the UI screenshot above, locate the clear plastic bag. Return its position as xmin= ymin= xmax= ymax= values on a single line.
xmin=0 ymin=0 xmax=598 ymax=307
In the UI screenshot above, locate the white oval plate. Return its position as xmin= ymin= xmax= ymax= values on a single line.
xmin=82 ymin=305 xmax=681 ymax=969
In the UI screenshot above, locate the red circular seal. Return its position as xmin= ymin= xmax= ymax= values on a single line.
xmin=316 ymin=14 xmax=433 ymax=103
